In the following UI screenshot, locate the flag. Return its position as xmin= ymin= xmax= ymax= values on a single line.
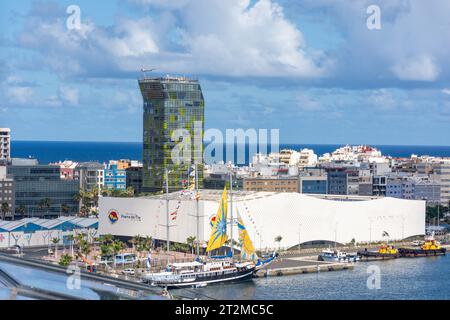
xmin=146 ymin=252 xmax=152 ymax=270
xmin=206 ymin=187 xmax=228 ymax=252
xmin=237 ymin=209 xmax=257 ymax=261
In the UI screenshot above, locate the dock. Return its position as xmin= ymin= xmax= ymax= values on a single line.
xmin=254 ymin=255 xmax=354 ymax=277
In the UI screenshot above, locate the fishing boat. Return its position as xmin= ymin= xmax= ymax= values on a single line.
xmin=142 ymin=185 xmax=256 ymax=288
xmin=399 ymin=234 xmax=446 ymax=257
xmin=318 ymin=248 xmax=356 ymax=263
xmin=357 ymin=244 xmax=400 ymax=261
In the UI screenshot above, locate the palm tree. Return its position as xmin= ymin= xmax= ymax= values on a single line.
xmin=1 ymin=202 xmax=10 ymax=220
xmin=143 ymin=236 xmax=153 ymax=251
xmin=75 ymin=233 xmax=86 ymax=254
xmin=100 ymin=243 xmax=112 ymax=256
xmin=80 ymin=240 xmax=91 ymax=261
xmin=129 ymin=235 xmax=142 ymax=255
xmin=51 ymin=238 xmax=60 ymax=259
xmin=16 ymin=205 xmax=26 ymax=219
xmin=59 ymin=254 xmax=73 ymax=267
xmin=125 ymin=187 xmax=135 ymax=197
xmin=112 ymin=240 xmax=125 ymax=268
xmin=100 ymin=234 xmax=114 ymax=246
xmin=186 ymin=236 xmax=196 ymax=255
xmin=38 ymin=198 xmax=52 ymax=218
xmin=274 ymin=236 xmax=283 ymax=251
xmin=61 ymin=204 xmax=70 ymax=216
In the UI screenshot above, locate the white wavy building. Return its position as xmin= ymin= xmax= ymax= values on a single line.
xmin=98 ymin=191 xmax=425 ymax=250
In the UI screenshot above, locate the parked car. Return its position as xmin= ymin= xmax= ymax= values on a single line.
xmin=411 ymin=240 xmax=422 ymax=246
xmin=122 ymin=268 xmax=135 ymax=275
xmin=4 ymin=245 xmax=22 ymax=255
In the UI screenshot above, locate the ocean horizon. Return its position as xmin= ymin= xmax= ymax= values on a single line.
xmin=10 ymin=140 xmax=450 ymax=165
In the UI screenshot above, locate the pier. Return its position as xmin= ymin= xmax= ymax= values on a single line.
xmin=255 ymin=255 xmax=353 ymax=277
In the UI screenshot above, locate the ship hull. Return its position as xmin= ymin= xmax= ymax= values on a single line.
xmin=357 ymin=251 xmax=399 ymax=261
xmin=398 ymin=248 xmax=446 ymax=257
xmin=144 ymin=267 xmax=255 ymax=289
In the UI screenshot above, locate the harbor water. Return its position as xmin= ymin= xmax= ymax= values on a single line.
xmin=181 ymin=255 xmax=450 ymax=300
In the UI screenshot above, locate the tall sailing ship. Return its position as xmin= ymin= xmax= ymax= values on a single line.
xmin=142 ymin=186 xmax=258 ymax=289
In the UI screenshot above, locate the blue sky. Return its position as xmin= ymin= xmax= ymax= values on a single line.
xmin=1 ymin=0 xmax=450 ymax=145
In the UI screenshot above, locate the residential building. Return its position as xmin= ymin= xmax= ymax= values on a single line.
xmin=432 ymin=161 xmax=450 ymax=205
xmin=0 ymin=165 xmax=15 ymax=220
xmin=299 ymin=175 xmax=327 ymax=194
xmin=50 ymin=160 xmax=78 ymax=180
xmin=243 ymin=177 xmax=299 ymax=192
xmin=298 ymin=149 xmax=318 ymax=169
xmin=139 ymin=75 xmax=205 ymax=192
xmin=76 ymin=162 xmax=105 ymax=191
xmin=386 ymin=175 xmax=414 ymax=200
xmin=373 ymin=175 xmax=387 ymax=196
xmin=278 ymin=149 xmax=300 ymax=166
xmin=413 ymin=177 xmax=441 ymax=205
xmin=8 ymin=159 xmax=79 ymax=218
xmin=346 ymin=168 xmax=360 ymax=195
xmin=298 ymin=168 xmax=327 ymax=194
xmin=326 ymin=168 xmax=348 ymax=195
xmin=358 ymin=168 xmax=373 ymax=196
xmin=0 ymin=128 xmax=11 ymax=161
xmin=104 ymin=161 xmax=127 ymax=190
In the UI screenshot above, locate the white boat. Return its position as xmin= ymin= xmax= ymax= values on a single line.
xmin=142 ymin=260 xmax=255 ymax=289
xmin=141 ymin=181 xmax=256 ymax=289
xmin=318 ymin=248 xmax=355 ymax=263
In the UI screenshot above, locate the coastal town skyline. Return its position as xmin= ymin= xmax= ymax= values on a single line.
xmin=1 ymin=0 xmax=450 ymax=145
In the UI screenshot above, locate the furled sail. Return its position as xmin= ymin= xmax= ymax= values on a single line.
xmin=206 ymin=187 xmax=228 ymax=252
xmin=237 ymin=209 xmax=257 ymax=261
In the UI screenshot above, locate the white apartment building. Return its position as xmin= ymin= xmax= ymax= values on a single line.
xmin=0 ymin=128 xmax=11 ymax=161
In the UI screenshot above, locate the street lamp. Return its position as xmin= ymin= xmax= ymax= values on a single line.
xmin=298 ymin=223 xmax=302 ymax=252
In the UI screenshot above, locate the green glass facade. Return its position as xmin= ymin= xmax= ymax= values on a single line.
xmin=139 ymin=76 xmax=204 ymax=192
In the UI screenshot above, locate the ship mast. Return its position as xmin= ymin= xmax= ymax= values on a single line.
xmin=229 ymin=172 xmax=234 ymax=257
xmin=165 ymin=168 xmax=170 ymax=265
xmin=195 ymin=163 xmax=200 ymax=257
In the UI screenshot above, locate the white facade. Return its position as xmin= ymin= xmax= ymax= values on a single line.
xmin=0 ymin=128 xmax=11 ymax=161
xmin=98 ymin=191 xmax=425 ymax=250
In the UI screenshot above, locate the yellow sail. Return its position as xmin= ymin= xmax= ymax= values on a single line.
xmin=237 ymin=210 xmax=257 ymax=261
xmin=206 ymin=187 xmax=228 ymax=252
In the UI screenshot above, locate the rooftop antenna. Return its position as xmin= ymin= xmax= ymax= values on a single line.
xmin=140 ymin=67 xmax=157 ymax=78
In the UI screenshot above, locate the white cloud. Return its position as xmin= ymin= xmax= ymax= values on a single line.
xmin=5 ymin=86 xmax=33 ymax=105
xmin=288 ymin=0 xmax=450 ymax=86
xmin=58 ymin=86 xmax=79 ymax=105
xmin=13 ymin=0 xmax=328 ymax=79
xmin=392 ymin=56 xmax=440 ymax=82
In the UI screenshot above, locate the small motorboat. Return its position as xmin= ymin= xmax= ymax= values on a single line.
xmin=318 ymin=248 xmax=354 ymax=263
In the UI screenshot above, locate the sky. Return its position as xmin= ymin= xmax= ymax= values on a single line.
xmin=1 ymin=0 xmax=450 ymax=145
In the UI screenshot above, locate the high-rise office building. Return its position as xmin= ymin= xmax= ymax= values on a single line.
xmin=8 ymin=159 xmax=79 ymax=218
xmin=0 ymin=128 xmax=11 ymax=162
xmin=138 ymin=75 xmax=204 ymax=192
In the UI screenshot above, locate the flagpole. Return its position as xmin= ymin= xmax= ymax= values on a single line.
xmin=230 ymin=172 xmax=234 ymax=257
xmin=195 ymin=163 xmax=200 ymax=258
xmin=165 ymin=167 xmax=170 ymax=266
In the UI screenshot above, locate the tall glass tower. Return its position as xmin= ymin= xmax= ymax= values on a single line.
xmin=138 ymin=75 xmax=205 ymax=192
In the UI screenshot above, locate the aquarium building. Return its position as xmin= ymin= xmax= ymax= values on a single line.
xmin=98 ymin=191 xmax=425 ymax=250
